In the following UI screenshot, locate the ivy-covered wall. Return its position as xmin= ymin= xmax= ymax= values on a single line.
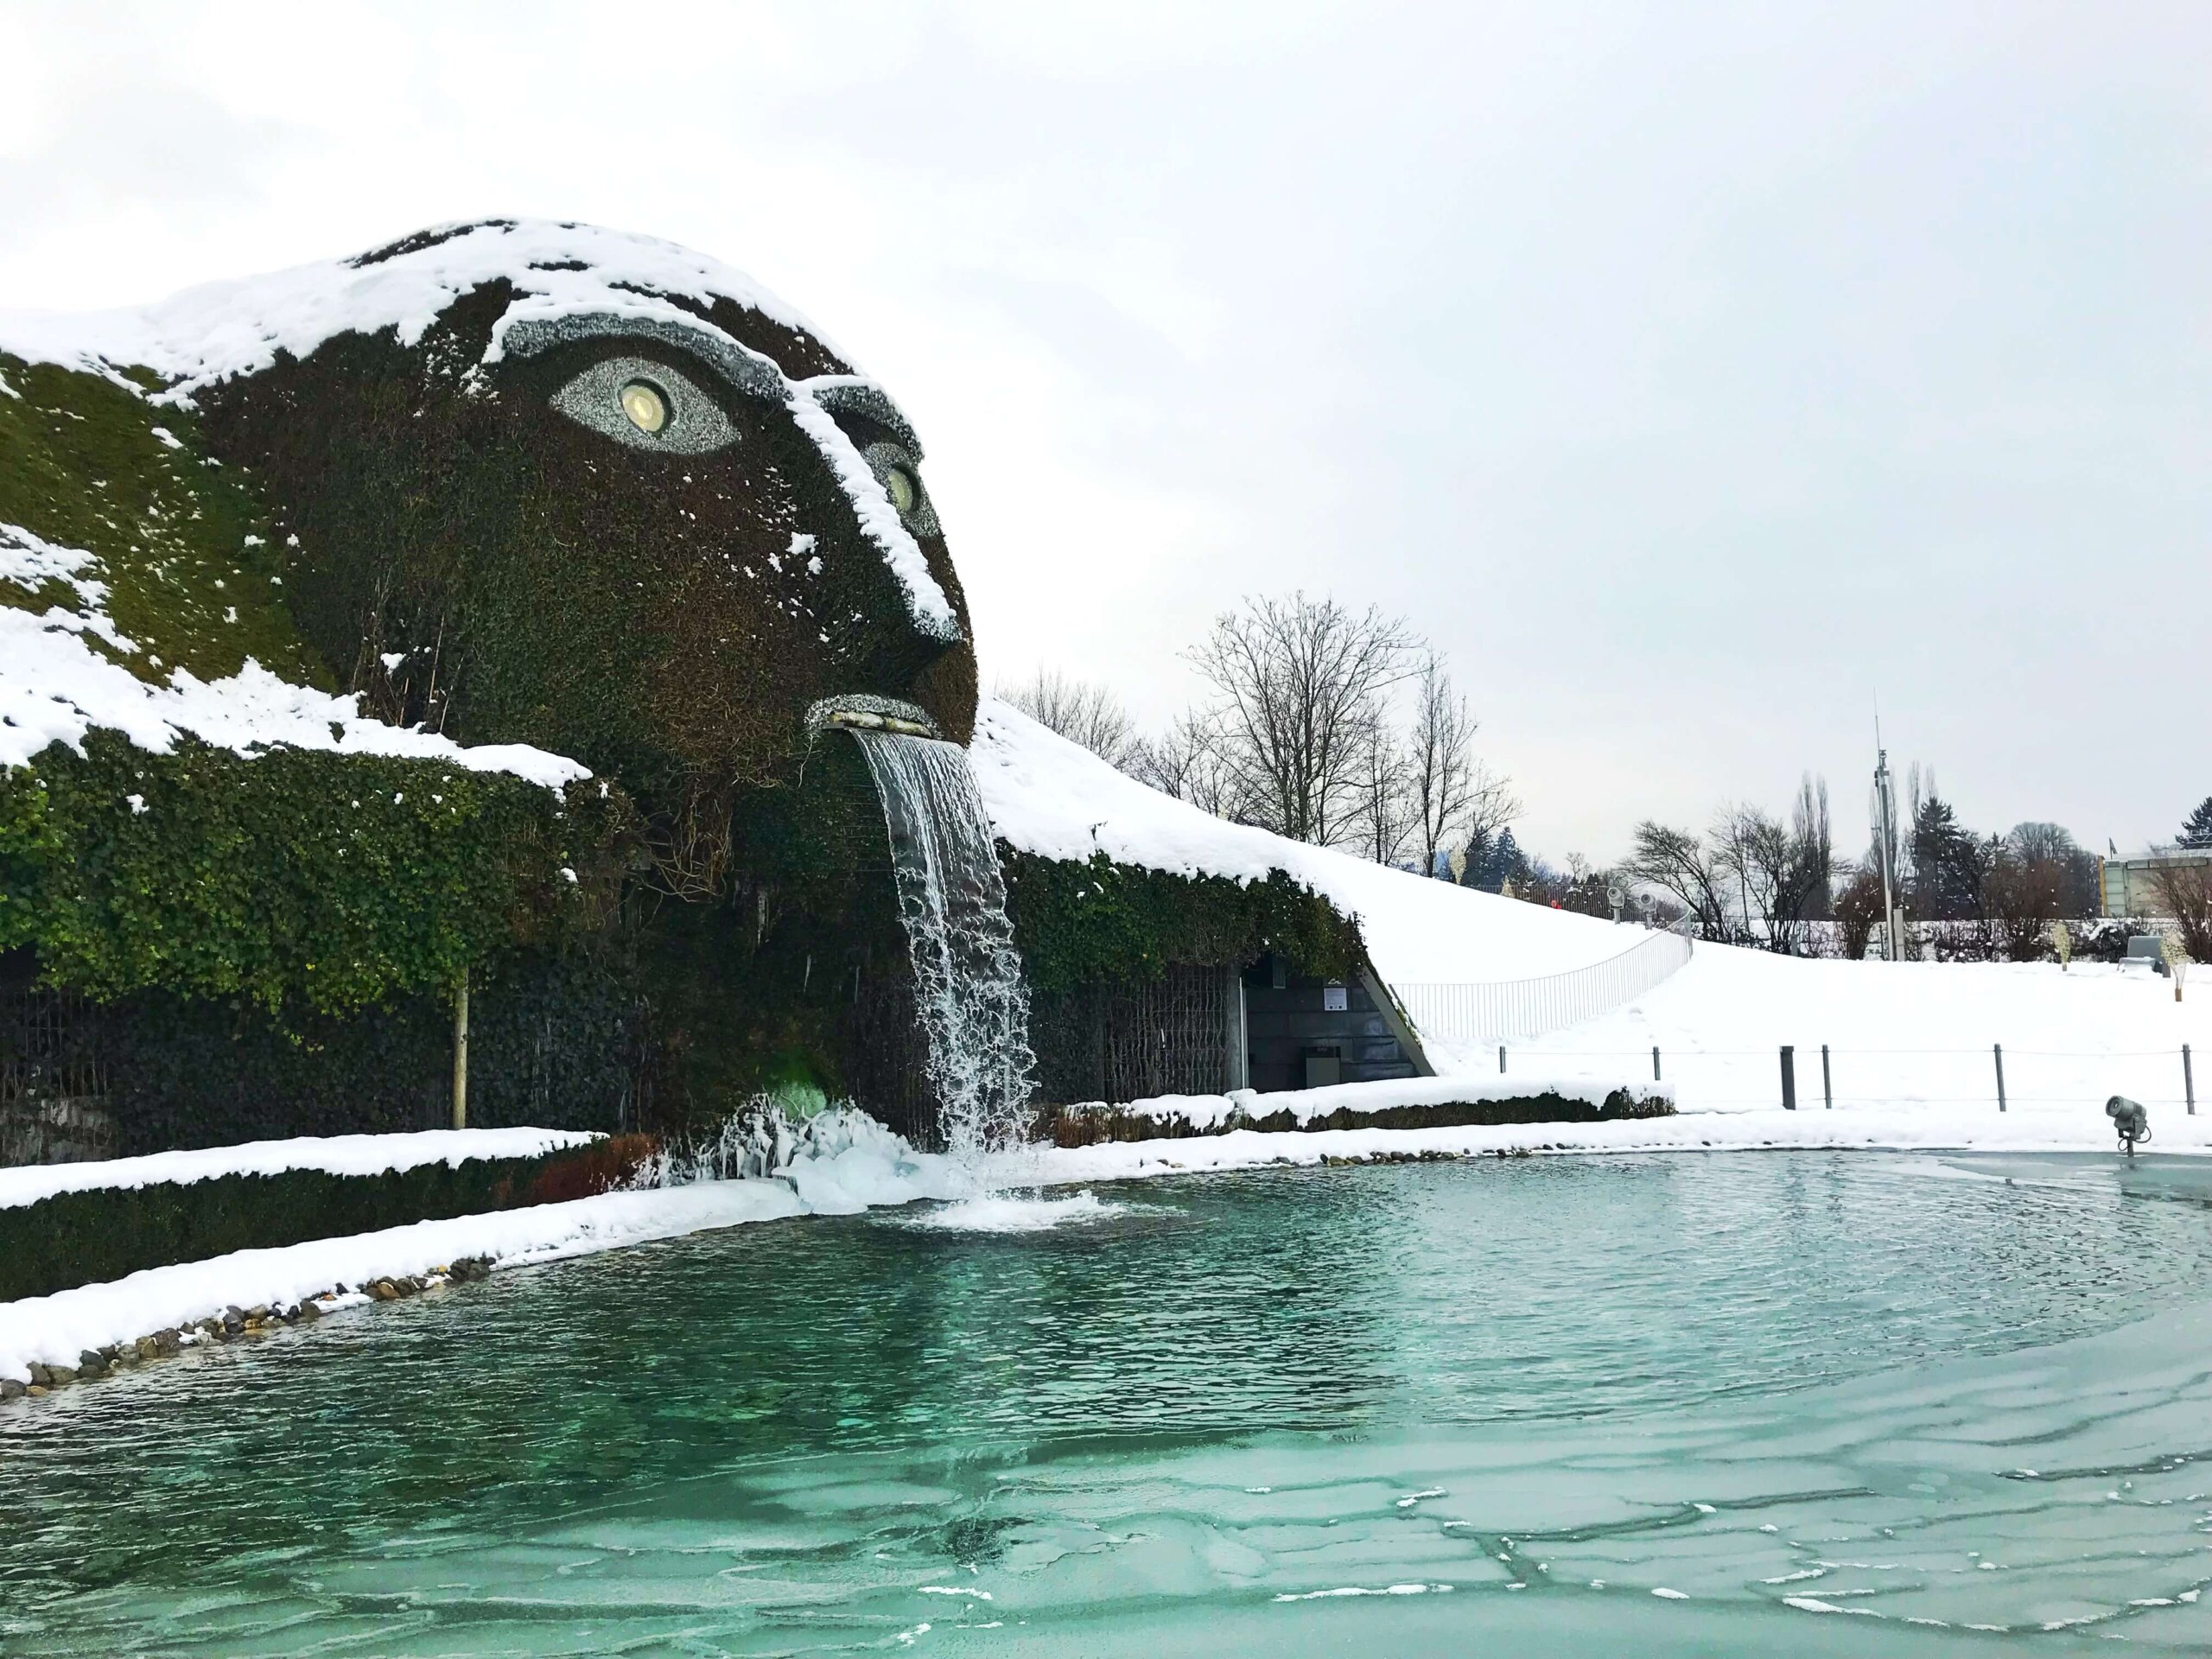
xmin=1000 ymin=848 xmax=1363 ymax=995
xmin=0 ymin=730 xmax=623 ymax=1015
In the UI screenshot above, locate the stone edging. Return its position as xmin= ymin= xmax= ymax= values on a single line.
xmin=0 ymin=1256 xmax=495 ymax=1405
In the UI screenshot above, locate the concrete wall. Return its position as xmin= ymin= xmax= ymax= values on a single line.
xmin=1241 ymin=955 xmax=1423 ymax=1093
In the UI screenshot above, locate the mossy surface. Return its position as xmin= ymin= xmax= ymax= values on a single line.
xmin=0 ymin=353 xmax=316 ymax=684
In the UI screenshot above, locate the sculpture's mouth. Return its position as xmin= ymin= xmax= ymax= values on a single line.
xmin=805 ymin=694 xmax=940 ymax=740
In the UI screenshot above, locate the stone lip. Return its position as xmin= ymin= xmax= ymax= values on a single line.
xmin=805 ymin=694 xmax=942 ymax=741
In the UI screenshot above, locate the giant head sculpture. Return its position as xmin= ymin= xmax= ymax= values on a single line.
xmin=0 ymin=219 xmax=987 ymax=1128
xmin=8 ymin=218 xmax=976 ymax=854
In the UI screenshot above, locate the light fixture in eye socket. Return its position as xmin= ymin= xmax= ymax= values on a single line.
xmin=859 ymin=439 xmax=938 ymax=534
xmin=884 ymin=465 xmax=918 ymax=515
xmin=551 ymin=354 xmax=737 ymax=454
xmin=619 ymin=380 xmax=668 ymax=434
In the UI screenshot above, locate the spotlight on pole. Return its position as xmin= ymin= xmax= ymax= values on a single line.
xmin=2106 ymin=1095 xmax=2151 ymax=1155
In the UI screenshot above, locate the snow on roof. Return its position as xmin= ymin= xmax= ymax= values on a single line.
xmin=0 ymin=523 xmax=587 ymax=787
xmin=0 ymin=218 xmax=958 ymax=639
xmin=0 ymin=218 xmax=847 ymax=396
xmin=969 ymin=698 xmax=1637 ymax=985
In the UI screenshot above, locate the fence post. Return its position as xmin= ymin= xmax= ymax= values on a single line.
xmin=1498 ymin=1045 xmax=1506 ymax=1075
xmin=1993 ymin=1043 xmax=2005 ymax=1114
xmin=451 ymin=974 xmax=469 ymax=1132
xmin=1821 ymin=1044 xmax=1832 ymax=1110
xmin=1652 ymin=1045 xmax=1661 ymax=1082
xmin=2187 ymin=1046 xmax=2196 ymax=1116
xmin=1781 ymin=1046 xmax=1796 ymax=1111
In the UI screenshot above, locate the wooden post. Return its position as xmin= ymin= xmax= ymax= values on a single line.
xmin=451 ymin=975 xmax=469 ymax=1132
xmin=1821 ymin=1044 xmax=1833 ymax=1110
xmin=1780 ymin=1046 xmax=1796 ymax=1111
xmin=1498 ymin=1045 xmax=1506 ymax=1075
xmin=1652 ymin=1045 xmax=1661 ymax=1082
xmin=2186 ymin=1045 xmax=2196 ymax=1116
xmin=1993 ymin=1043 xmax=2005 ymax=1114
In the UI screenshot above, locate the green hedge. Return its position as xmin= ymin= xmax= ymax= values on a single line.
xmin=0 ymin=730 xmax=626 ymax=1016
xmin=1000 ymin=848 xmax=1363 ymax=993
xmin=0 ymin=1136 xmax=646 ymax=1302
xmin=1036 ymin=1090 xmax=1676 ymax=1147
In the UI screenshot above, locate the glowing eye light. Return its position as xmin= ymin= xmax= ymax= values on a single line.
xmin=619 ymin=381 xmax=668 ymax=434
xmin=885 ymin=466 xmax=918 ymax=514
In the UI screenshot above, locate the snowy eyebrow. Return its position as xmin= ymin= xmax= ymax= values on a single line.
xmin=803 ymin=377 xmax=924 ymax=460
xmin=785 ymin=391 xmax=959 ymax=641
xmin=502 ymin=307 xmax=959 ymax=642
xmin=500 ymin=309 xmax=787 ymax=401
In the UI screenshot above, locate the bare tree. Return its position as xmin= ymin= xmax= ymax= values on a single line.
xmin=1186 ymin=592 xmax=1419 ymax=847
xmin=2006 ymin=822 xmax=2099 ymax=917
xmin=1834 ymin=866 xmax=1885 ymax=959
xmin=1347 ymin=710 xmax=1414 ymax=867
xmin=1622 ymin=822 xmax=1732 ymax=942
xmin=1708 ymin=781 xmax=1833 ymax=954
xmin=1403 ymin=653 xmax=1516 ymax=879
xmin=1986 ymin=846 xmax=2064 ymax=960
xmin=1793 ymin=774 xmax=1834 ymax=916
xmin=2151 ymin=855 xmax=2212 ymax=963
xmin=998 ymin=667 xmax=1140 ymax=769
xmin=1125 ymin=707 xmax=1247 ymax=820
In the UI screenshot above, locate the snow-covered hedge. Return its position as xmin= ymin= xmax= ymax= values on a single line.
xmin=0 ymin=1128 xmax=639 ymax=1302
xmin=1036 ymin=1076 xmax=1675 ymax=1147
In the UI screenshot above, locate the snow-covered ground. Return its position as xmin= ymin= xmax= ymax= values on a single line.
xmin=0 ymin=1126 xmax=598 ymax=1211
xmin=0 ymin=1116 xmax=954 ymax=1382
xmin=975 ymin=700 xmax=2204 ymax=1126
xmin=1455 ymin=950 xmax=2206 ymax=1120
xmin=0 ymin=523 xmax=589 ymax=785
xmin=972 ymin=699 xmax=1630 ymax=982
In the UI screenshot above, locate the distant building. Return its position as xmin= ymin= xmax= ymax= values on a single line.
xmin=2101 ymin=849 xmax=2212 ymax=918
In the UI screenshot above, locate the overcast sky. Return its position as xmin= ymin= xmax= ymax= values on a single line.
xmin=3 ymin=2 xmax=2205 ymax=861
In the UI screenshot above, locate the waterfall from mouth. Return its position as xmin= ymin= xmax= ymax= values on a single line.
xmin=852 ymin=730 xmax=1037 ymax=1173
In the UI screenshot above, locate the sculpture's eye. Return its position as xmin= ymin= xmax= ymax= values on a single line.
xmin=620 ymin=380 xmax=668 ymax=434
xmin=862 ymin=442 xmax=938 ymax=535
xmin=550 ymin=354 xmax=735 ymax=454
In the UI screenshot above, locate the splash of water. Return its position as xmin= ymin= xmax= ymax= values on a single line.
xmin=854 ymin=730 xmax=1037 ymax=1180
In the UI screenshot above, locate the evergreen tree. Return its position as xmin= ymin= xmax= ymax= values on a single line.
xmin=1910 ymin=797 xmax=1980 ymax=919
xmin=1463 ymin=826 xmax=1522 ymax=892
xmin=2180 ymin=797 xmax=2212 ymax=850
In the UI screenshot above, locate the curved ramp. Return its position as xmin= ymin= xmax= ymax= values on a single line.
xmin=1395 ymin=930 xmax=1694 ymax=1042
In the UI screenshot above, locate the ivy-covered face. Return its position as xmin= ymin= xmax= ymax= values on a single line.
xmin=194 ymin=271 xmax=979 ymax=817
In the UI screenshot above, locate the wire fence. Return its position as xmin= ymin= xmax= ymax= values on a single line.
xmin=1396 ymin=929 xmax=1694 ymax=1042
xmin=1453 ymin=1041 xmax=2200 ymax=1118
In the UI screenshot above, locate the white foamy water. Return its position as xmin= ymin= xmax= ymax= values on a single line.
xmin=854 ymin=729 xmax=1038 ymax=1179
xmin=900 ymin=1191 xmax=1131 ymax=1233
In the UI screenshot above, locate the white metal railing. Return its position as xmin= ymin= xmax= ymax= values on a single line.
xmin=1395 ymin=929 xmax=1694 ymax=1041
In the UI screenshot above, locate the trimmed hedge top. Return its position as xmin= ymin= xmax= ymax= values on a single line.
xmin=1001 ymin=846 xmax=1363 ymax=992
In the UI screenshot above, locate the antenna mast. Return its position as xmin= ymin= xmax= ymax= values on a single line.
xmin=1872 ymin=709 xmax=1903 ymax=962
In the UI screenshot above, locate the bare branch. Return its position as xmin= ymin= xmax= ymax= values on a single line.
xmin=997 ymin=667 xmax=1140 ymax=770
xmin=1185 ymin=592 xmax=1421 ymax=847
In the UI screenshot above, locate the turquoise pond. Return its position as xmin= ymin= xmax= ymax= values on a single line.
xmin=7 ymin=1150 xmax=2212 ymax=1655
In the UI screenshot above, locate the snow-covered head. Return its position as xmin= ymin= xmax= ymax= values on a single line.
xmin=134 ymin=219 xmax=976 ymax=793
